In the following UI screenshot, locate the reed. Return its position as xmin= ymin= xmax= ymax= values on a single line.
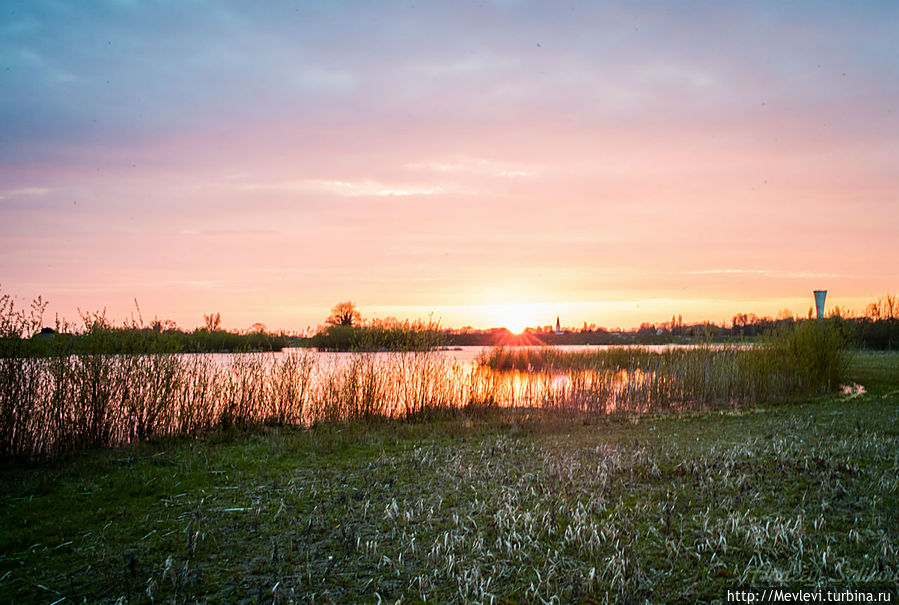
xmin=0 ymin=321 xmax=849 ymax=457
xmin=477 ymin=320 xmax=849 ymax=412
xmin=0 ymin=347 xmax=467 ymax=456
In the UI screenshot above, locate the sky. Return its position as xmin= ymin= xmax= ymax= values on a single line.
xmin=1 ymin=1 xmax=897 ymax=333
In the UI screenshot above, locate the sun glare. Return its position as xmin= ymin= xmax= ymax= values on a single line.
xmin=500 ymin=305 xmax=532 ymax=334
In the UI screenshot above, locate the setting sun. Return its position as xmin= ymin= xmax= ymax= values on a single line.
xmin=494 ymin=304 xmax=537 ymax=334
xmin=506 ymin=318 xmax=528 ymax=335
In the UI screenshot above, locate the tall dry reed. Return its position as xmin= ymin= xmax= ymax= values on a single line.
xmin=0 ymin=321 xmax=848 ymax=456
xmin=0 ymin=349 xmax=465 ymax=456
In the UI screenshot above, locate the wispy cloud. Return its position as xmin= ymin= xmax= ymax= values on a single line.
xmin=409 ymin=53 xmax=520 ymax=79
xmin=239 ymin=178 xmax=452 ymax=197
xmin=0 ymin=187 xmax=52 ymax=200
xmin=682 ymin=269 xmax=843 ymax=279
xmin=405 ymin=156 xmax=537 ymax=179
xmin=178 ymin=228 xmax=278 ymax=237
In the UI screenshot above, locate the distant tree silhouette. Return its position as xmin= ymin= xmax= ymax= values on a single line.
xmin=248 ymin=322 xmax=267 ymax=334
xmin=150 ymin=317 xmax=178 ymax=332
xmin=866 ymin=293 xmax=898 ymax=320
xmin=203 ymin=312 xmax=221 ymax=331
xmin=326 ymin=301 xmax=361 ymax=327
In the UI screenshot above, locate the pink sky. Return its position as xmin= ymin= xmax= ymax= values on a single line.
xmin=1 ymin=2 xmax=897 ymax=332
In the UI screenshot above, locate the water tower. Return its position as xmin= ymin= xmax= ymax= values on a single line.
xmin=813 ymin=290 xmax=827 ymax=319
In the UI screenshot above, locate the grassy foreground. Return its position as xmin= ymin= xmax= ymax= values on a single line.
xmin=1 ymin=354 xmax=897 ymax=603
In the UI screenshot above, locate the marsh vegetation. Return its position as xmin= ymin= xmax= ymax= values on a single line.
xmin=0 ymin=352 xmax=895 ymax=602
xmin=1 ymin=320 xmax=849 ymax=457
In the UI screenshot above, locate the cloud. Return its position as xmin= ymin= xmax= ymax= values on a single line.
xmin=0 ymin=187 xmax=52 ymax=200
xmin=410 ymin=53 xmax=520 ymax=79
xmin=405 ymin=157 xmax=537 ymax=179
xmin=681 ymin=269 xmax=843 ymax=279
xmin=239 ymin=179 xmax=451 ymax=197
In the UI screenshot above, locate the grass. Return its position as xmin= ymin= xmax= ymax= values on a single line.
xmin=1 ymin=353 xmax=896 ymax=603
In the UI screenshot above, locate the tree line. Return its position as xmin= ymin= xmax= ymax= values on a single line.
xmin=0 ymin=289 xmax=292 ymax=357
xmin=2 ymin=290 xmax=897 ymax=356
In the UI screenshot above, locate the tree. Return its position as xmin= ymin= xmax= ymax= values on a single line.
xmin=326 ymin=301 xmax=361 ymax=327
xmin=248 ymin=322 xmax=267 ymax=334
xmin=776 ymin=308 xmax=794 ymax=321
xmin=150 ymin=317 xmax=178 ymax=332
xmin=204 ymin=312 xmax=221 ymax=331
xmin=866 ymin=293 xmax=898 ymax=320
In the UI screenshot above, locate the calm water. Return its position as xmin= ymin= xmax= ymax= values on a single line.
xmin=267 ymin=344 xmax=717 ymax=368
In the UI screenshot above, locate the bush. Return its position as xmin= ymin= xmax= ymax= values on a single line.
xmin=312 ymin=319 xmax=445 ymax=352
xmin=766 ymin=319 xmax=849 ymax=395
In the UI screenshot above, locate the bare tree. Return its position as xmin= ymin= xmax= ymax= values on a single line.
xmin=867 ymin=293 xmax=898 ymax=320
xmin=248 ymin=322 xmax=267 ymax=334
xmin=204 ymin=312 xmax=222 ymax=331
xmin=326 ymin=301 xmax=361 ymax=327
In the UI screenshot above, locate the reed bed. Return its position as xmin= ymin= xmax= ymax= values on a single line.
xmin=0 ymin=350 xmax=470 ymax=456
xmin=478 ymin=321 xmax=849 ymax=413
xmin=0 ymin=323 xmax=848 ymax=456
